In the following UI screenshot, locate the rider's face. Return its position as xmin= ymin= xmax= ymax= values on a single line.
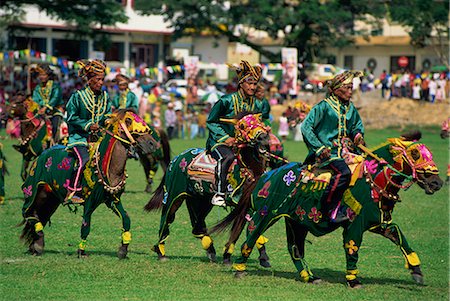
xmin=240 ymin=78 xmax=258 ymax=97
xmin=333 ymin=83 xmax=353 ymax=104
xmin=88 ymin=74 xmax=105 ymax=94
xmin=38 ymin=73 xmax=49 ymax=84
xmin=255 ymin=87 xmax=265 ymax=100
xmin=118 ymin=82 xmax=128 ymax=91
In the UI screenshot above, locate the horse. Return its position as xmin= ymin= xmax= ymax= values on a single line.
xmin=137 ymin=126 xmax=171 ymax=193
xmin=144 ymin=112 xmax=274 ymax=265
xmin=211 ymin=131 xmax=443 ymax=288
xmin=20 ymin=109 xmax=157 ymax=259
xmin=7 ymin=96 xmax=57 ymax=180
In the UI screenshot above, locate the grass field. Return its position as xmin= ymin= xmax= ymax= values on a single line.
xmin=0 ymin=126 xmax=448 ymax=300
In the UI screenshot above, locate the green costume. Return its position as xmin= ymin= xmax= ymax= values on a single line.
xmin=301 ymin=94 xmax=364 ymax=163
xmin=112 ymin=89 xmax=139 ymax=112
xmin=32 ymin=80 xmax=64 ymax=116
xmin=206 ymin=90 xmax=265 ymax=151
xmin=66 ymin=86 xmax=111 ymax=148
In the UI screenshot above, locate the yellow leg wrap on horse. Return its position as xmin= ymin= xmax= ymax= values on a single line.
xmin=35 ymin=222 xmax=44 ymax=233
xmin=158 ymin=244 xmax=166 ymax=256
xmin=149 ymin=170 xmax=156 ymax=178
xmin=79 ymin=239 xmax=87 ymax=251
xmin=299 ymin=269 xmax=310 ymax=283
xmin=224 ymin=243 xmax=235 ymax=255
xmin=201 ymin=236 xmax=213 ymax=250
xmin=233 ymin=263 xmax=247 ymax=271
xmin=122 ymin=231 xmax=131 ymax=244
xmin=242 ymin=244 xmax=252 ymax=257
xmin=255 ymin=235 xmax=269 ymax=249
xmin=405 ymin=252 xmax=421 ymax=268
xmin=346 ymin=269 xmax=359 ymax=281
xmin=0 ymin=196 xmax=4 ymax=205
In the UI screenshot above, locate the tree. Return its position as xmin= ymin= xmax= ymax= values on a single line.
xmin=1 ymin=0 xmax=128 ymax=50
xmin=134 ymin=0 xmax=385 ymax=63
xmin=387 ymin=0 xmax=449 ymax=68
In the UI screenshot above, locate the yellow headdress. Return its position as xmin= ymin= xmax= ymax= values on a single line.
xmin=77 ymin=59 xmax=107 ymax=79
xmin=229 ymin=60 xmax=262 ymax=84
xmin=114 ymin=74 xmax=131 ymax=85
xmin=327 ymin=70 xmax=363 ymax=91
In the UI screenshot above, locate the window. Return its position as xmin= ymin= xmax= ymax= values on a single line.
xmin=344 ymin=55 xmax=353 ymax=70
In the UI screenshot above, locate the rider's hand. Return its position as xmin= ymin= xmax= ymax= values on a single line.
xmin=224 ymin=137 xmax=236 ymax=146
xmin=90 ymin=123 xmax=100 ymax=132
xmin=38 ymin=107 xmax=47 ymax=115
xmin=318 ymin=148 xmax=331 ymax=161
xmin=354 ymin=134 xmax=366 ymax=146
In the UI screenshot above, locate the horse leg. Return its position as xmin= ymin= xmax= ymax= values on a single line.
xmin=186 ymin=199 xmax=216 ymax=263
xmin=140 ymin=153 xmax=157 ymax=193
xmin=108 ymin=200 xmax=131 ymax=259
xmin=151 ymin=197 xmax=184 ymax=261
xmin=256 ymin=235 xmax=271 ymax=268
xmin=342 ymin=224 xmax=364 ymax=289
xmin=285 ymin=218 xmax=321 ymax=284
xmin=370 ymin=223 xmax=424 ymax=285
xmin=234 ymin=212 xmax=282 ymax=277
xmin=22 ymin=187 xmax=59 ymax=256
xmin=78 ymin=201 xmax=101 ymax=258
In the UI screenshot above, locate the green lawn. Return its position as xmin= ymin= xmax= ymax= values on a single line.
xmin=0 ymin=127 xmax=448 ymax=300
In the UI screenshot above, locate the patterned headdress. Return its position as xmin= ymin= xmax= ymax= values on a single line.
xmin=77 ymin=59 xmax=107 ymax=79
xmin=230 ymin=60 xmax=262 ymax=84
xmin=327 ymin=70 xmax=363 ymax=91
xmin=114 ymin=74 xmax=131 ymax=85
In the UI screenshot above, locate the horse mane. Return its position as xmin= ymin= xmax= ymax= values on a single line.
xmin=234 ymin=110 xmax=258 ymax=120
xmin=401 ymin=130 xmax=422 ymax=142
xmin=107 ymin=108 xmax=137 ymax=123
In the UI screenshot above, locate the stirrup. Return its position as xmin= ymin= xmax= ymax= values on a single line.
xmin=211 ymin=193 xmax=226 ymax=207
xmin=64 ymin=191 xmax=85 ymax=205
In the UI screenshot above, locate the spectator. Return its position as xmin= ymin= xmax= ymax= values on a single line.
xmin=412 ymin=83 xmax=421 ymax=100
xmin=278 ymin=112 xmax=289 ymax=143
xmin=197 ymin=108 xmax=207 ymax=138
xmin=164 ymin=102 xmax=177 ymax=139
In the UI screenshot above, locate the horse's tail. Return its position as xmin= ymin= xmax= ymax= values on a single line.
xmin=158 ymin=128 xmax=171 ymax=170
xmin=144 ymin=173 xmax=166 ymax=211
xmin=19 ymin=218 xmax=35 ymax=246
xmin=209 ymin=179 xmax=257 ymax=243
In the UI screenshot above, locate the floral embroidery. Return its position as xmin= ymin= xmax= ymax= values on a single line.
xmin=283 ymin=170 xmax=296 ymax=186
xmin=179 ymin=158 xmax=187 ymax=172
xmin=346 ymin=208 xmax=356 ymax=222
xmin=257 ymin=181 xmax=270 ymax=198
xmin=345 ymin=240 xmax=359 ymax=255
xmin=57 ymin=157 xmax=72 ymax=170
xmin=308 ymin=207 xmax=322 ymax=223
xmin=295 ymin=205 xmax=306 ymax=220
xmin=248 ymin=220 xmax=256 ymax=233
xmin=365 ymin=159 xmax=378 ymax=174
xmin=63 ymin=179 xmax=70 ymax=189
xmin=45 ymin=157 xmax=53 ymax=171
xmin=23 ymin=185 xmax=33 ymax=197
xmin=259 ymin=205 xmax=268 ymax=216
xmin=52 ymin=179 xmax=60 ymax=190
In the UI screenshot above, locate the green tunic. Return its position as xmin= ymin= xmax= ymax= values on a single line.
xmin=260 ymin=97 xmax=271 ymax=126
xmin=206 ymin=90 xmax=265 ymax=151
xmin=301 ymin=95 xmax=364 ymax=162
xmin=32 ymin=80 xmax=64 ymax=116
xmin=66 ymin=86 xmax=111 ymax=148
xmin=112 ymin=89 xmax=139 ymax=112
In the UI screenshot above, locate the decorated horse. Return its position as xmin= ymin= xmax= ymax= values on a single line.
xmin=144 ymin=112 xmax=274 ymax=265
xmin=211 ymin=131 xmax=443 ymax=287
xmin=137 ymin=125 xmax=171 ymax=193
xmin=7 ymin=95 xmax=66 ymax=180
xmin=20 ymin=110 xmax=157 ymax=258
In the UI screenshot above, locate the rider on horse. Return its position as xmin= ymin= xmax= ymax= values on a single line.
xmin=64 ymin=59 xmax=111 ymax=204
xmin=207 ymin=60 xmax=267 ymax=206
xmin=301 ymin=70 xmax=365 ymax=223
xmin=112 ymin=74 xmax=139 ymax=113
xmin=31 ymin=64 xmax=64 ymax=143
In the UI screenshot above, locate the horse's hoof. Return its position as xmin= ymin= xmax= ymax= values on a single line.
xmin=411 ymin=272 xmax=424 ymax=285
xmin=77 ymin=249 xmax=88 ymax=258
xmin=206 ymin=245 xmax=217 ymax=263
xmin=158 ymin=256 xmax=169 ymax=262
xmin=308 ymin=276 xmax=322 ymax=285
xmin=223 ymin=254 xmax=232 ymax=266
xmin=32 ymin=231 xmax=45 ymax=256
xmin=347 ymin=279 xmax=363 ymax=289
xmin=117 ymin=244 xmax=129 ymax=259
xmin=259 ymin=259 xmax=271 ymax=268
xmin=144 ymin=184 xmax=152 ymax=193
xmin=234 ymin=271 xmax=247 ymax=279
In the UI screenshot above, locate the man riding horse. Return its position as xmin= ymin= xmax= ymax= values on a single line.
xmin=207 ymin=60 xmax=268 ymax=207
xmin=301 ymin=70 xmax=365 ymax=222
xmin=112 ymin=73 xmax=139 ymax=113
xmin=31 ymin=64 xmax=64 ymax=143
xmin=64 ymin=59 xmax=111 ymax=204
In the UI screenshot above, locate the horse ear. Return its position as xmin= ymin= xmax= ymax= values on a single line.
xmin=411 ymin=148 xmax=421 ymax=161
xmin=401 ymin=130 xmax=422 ymax=141
xmin=125 ymin=117 xmax=133 ymax=127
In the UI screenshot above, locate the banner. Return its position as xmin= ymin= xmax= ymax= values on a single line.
xmin=281 ymin=48 xmax=298 ymax=97
xmin=184 ymin=56 xmax=199 ymax=80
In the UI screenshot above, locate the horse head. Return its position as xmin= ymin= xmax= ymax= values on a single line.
xmin=388 ymin=131 xmax=443 ymax=195
xmin=233 ymin=113 xmax=271 ymax=155
xmin=105 ymin=109 xmax=156 ymax=155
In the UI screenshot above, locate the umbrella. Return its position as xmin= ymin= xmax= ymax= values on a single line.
xmin=430 ymin=65 xmax=448 ymax=72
